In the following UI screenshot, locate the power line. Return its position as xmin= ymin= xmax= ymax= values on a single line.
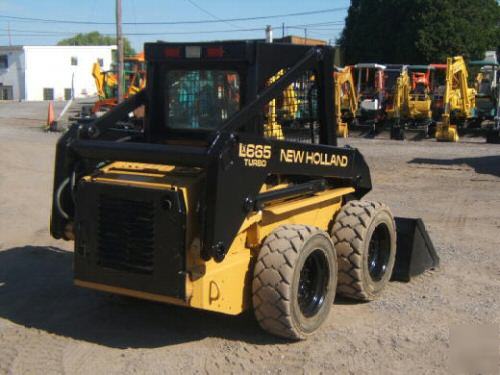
xmin=0 ymin=27 xmax=265 ymax=37
xmin=2 ymin=20 xmax=345 ymax=37
xmin=185 ymin=0 xmax=241 ymax=29
xmin=0 ymin=7 xmax=347 ymax=25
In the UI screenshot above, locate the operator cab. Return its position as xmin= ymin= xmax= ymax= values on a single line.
xmin=143 ymin=41 xmax=332 ymax=146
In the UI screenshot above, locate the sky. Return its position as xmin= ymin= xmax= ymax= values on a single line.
xmin=0 ymin=0 xmax=350 ymax=51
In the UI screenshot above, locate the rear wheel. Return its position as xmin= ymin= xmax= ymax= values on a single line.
xmin=330 ymin=200 xmax=396 ymax=301
xmin=252 ymin=225 xmax=337 ymax=340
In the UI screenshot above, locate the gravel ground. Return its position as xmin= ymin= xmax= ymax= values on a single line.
xmin=0 ymin=101 xmax=499 ymax=374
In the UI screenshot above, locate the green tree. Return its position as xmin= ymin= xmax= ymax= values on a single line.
xmin=339 ymin=0 xmax=499 ymax=64
xmin=57 ymin=31 xmax=136 ymax=56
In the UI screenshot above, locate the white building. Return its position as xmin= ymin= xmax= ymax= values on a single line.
xmin=0 ymin=45 xmax=116 ymax=101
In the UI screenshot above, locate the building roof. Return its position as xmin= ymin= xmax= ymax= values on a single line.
xmin=274 ymin=35 xmax=327 ymax=46
xmin=0 ymin=45 xmax=117 ymax=51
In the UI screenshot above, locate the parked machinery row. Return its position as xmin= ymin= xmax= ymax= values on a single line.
xmin=333 ymin=51 xmax=499 ymax=143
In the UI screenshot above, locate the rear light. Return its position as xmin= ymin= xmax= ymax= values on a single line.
xmin=206 ymin=46 xmax=224 ymax=58
xmin=164 ymin=47 xmax=181 ymax=58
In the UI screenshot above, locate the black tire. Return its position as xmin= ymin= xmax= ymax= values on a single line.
xmin=427 ymin=122 xmax=437 ymax=138
xmin=390 ymin=124 xmax=405 ymax=140
xmin=486 ymin=129 xmax=500 ymax=144
xmin=331 ymin=200 xmax=396 ymax=301
xmin=252 ymin=225 xmax=337 ymax=340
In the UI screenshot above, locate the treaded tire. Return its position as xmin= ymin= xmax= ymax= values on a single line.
xmin=252 ymin=225 xmax=337 ymax=340
xmin=331 ymin=200 xmax=396 ymax=301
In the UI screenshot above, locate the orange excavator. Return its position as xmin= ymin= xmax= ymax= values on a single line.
xmin=89 ymin=52 xmax=146 ymax=115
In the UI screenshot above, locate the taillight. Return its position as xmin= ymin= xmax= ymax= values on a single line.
xmin=164 ymin=47 xmax=181 ymax=58
xmin=206 ymin=46 xmax=224 ymax=58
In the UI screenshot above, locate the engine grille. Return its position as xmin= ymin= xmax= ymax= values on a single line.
xmin=97 ymin=194 xmax=155 ymax=274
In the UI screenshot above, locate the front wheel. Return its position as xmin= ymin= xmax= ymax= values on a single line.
xmin=252 ymin=225 xmax=337 ymax=340
xmin=331 ymin=200 xmax=396 ymax=301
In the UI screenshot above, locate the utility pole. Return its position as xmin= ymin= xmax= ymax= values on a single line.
xmin=116 ymin=0 xmax=124 ymax=103
xmin=304 ymin=28 xmax=307 ymax=44
xmin=281 ymin=22 xmax=285 ymax=38
xmin=7 ymin=22 xmax=11 ymax=46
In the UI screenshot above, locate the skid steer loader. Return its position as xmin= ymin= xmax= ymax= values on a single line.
xmin=50 ymin=41 xmax=438 ymax=339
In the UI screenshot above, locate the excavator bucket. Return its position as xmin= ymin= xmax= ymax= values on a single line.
xmin=392 ymin=217 xmax=440 ymax=282
xmin=436 ymin=123 xmax=459 ymax=142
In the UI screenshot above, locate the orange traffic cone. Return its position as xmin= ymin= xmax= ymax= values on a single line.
xmin=47 ymin=101 xmax=57 ymax=131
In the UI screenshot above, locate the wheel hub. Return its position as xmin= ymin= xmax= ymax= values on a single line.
xmin=298 ymin=249 xmax=329 ymax=317
xmin=368 ymin=223 xmax=391 ymax=281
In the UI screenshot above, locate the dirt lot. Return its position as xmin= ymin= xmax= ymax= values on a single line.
xmin=0 ymin=102 xmax=499 ymax=374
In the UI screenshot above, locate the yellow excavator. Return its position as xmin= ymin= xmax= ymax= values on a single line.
xmin=388 ymin=66 xmax=435 ymax=139
xmin=263 ymin=69 xmax=299 ymax=139
xmin=334 ymin=66 xmax=358 ymax=138
xmin=90 ymin=53 xmax=146 ymax=115
xmin=386 ymin=68 xmax=410 ymax=139
xmin=435 ymin=56 xmax=476 ymax=142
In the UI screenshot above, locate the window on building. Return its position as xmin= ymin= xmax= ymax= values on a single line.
xmin=0 ymin=86 xmax=13 ymax=100
xmin=43 ymin=88 xmax=54 ymax=101
xmin=0 ymin=55 xmax=8 ymax=69
xmin=64 ymin=88 xmax=72 ymax=100
xmin=97 ymin=58 xmax=104 ymax=67
xmin=71 ymin=56 xmax=78 ymax=66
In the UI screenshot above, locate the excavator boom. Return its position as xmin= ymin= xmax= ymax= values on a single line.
xmin=334 ymin=66 xmax=357 ymax=137
xmin=436 ymin=56 xmax=477 ymax=142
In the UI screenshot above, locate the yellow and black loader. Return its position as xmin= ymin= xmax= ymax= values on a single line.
xmin=51 ymin=41 xmax=438 ymax=339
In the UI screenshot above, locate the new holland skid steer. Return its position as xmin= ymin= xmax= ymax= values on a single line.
xmin=50 ymin=41 xmax=438 ymax=339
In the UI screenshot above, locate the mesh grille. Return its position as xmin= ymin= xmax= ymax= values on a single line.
xmin=262 ymin=70 xmax=319 ymax=143
xmin=98 ymin=194 xmax=155 ymax=274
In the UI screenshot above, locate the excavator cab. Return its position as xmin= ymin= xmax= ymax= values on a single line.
xmin=407 ymin=65 xmax=435 ymax=136
xmin=469 ymin=56 xmax=498 ymax=125
xmin=352 ymin=63 xmax=387 ymax=133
